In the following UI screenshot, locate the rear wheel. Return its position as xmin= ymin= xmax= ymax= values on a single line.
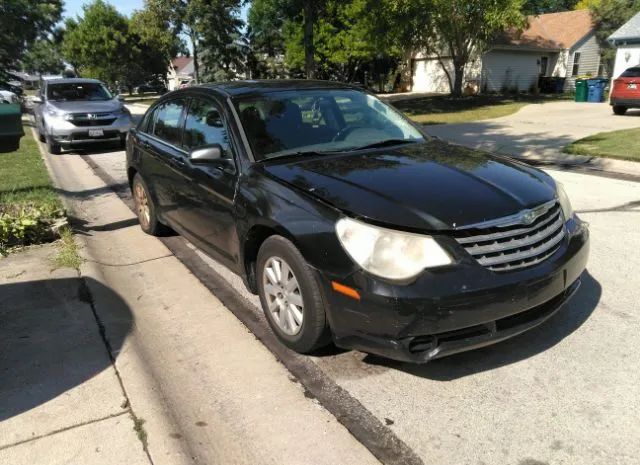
xmin=613 ymin=105 xmax=628 ymax=115
xmin=257 ymin=236 xmax=331 ymax=353
xmin=132 ymin=173 xmax=165 ymax=236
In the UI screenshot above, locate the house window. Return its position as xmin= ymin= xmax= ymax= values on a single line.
xmin=572 ymin=52 xmax=581 ymax=77
xmin=540 ymin=57 xmax=549 ymax=76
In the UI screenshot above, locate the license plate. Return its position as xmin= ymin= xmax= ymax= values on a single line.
xmin=88 ymin=129 xmax=104 ymax=137
xmin=628 ymin=83 xmax=637 ymax=89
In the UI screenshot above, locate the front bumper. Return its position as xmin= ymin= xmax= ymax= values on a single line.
xmin=322 ymin=217 xmax=590 ymax=363
xmin=45 ymin=115 xmax=132 ymax=147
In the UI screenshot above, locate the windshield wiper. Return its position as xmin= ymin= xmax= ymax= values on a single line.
xmin=262 ymin=149 xmax=339 ymax=162
xmin=346 ymin=139 xmax=419 ymax=151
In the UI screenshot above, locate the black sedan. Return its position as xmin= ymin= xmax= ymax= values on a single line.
xmin=126 ymin=80 xmax=589 ymax=363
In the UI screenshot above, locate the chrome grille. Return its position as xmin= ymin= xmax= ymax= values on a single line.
xmin=453 ymin=202 xmax=566 ymax=272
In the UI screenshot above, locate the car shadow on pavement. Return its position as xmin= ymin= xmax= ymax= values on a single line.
xmin=363 ymin=270 xmax=601 ymax=380
xmin=0 ymin=277 xmax=132 ymax=422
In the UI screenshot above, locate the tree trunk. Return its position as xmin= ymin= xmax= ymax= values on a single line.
xmin=303 ymin=0 xmax=315 ymax=79
xmin=191 ymin=31 xmax=200 ymax=84
xmin=452 ymin=60 xmax=465 ymax=97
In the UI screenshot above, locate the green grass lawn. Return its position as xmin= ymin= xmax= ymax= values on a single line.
xmin=0 ymin=123 xmax=61 ymax=210
xmin=391 ymin=94 xmax=571 ymax=125
xmin=1 ymin=122 xmax=65 ymax=255
xmin=563 ymin=127 xmax=640 ymax=162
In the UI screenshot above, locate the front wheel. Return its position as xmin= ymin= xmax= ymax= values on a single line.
xmin=46 ymin=137 xmax=61 ymax=155
xmin=613 ymin=105 xmax=628 ymax=115
xmin=257 ymin=236 xmax=331 ymax=353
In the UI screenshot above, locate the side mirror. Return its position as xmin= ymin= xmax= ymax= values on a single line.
xmin=32 ymin=96 xmax=43 ymax=104
xmin=190 ymin=144 xmax=223 ymax=164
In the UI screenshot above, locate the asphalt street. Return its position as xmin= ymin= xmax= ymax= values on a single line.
xmin=60 ymin=135 xmax=640 ymax=465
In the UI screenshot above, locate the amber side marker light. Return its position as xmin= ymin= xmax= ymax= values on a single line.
xmin=331 ymin=281 xmax=361 ymax=301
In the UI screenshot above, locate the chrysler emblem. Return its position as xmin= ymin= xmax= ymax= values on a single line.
xmin=87 ymin=113 xmax=98 ymax=119
xmin=520 ymin=210 xmax=537 ymax=225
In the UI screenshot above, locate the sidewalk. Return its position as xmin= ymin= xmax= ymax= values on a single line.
xmin=0 ymin=244 xmax=150 ymax=465
xmin=26 ymin=127 xmax=379 ymax=464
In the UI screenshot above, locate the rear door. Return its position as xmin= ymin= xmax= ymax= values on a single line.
xmin=174 ymin=95 xmax=241 ymax=267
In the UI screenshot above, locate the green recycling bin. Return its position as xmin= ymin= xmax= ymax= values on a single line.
xmin=574 ymin=79 xmax=588 ymax=102
xmin=0 ymin=103 xmax=24 ymax=153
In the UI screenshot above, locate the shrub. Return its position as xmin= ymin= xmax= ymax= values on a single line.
xmin=0 ymin=203 xmax=65 ymax=256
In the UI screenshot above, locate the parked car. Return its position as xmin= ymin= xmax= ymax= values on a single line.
xmin=0 ymin=88 xmax=20 ymax=105
xmin=134 ymin=81 xmax=168 ymax=95
xmin=126 ymin=80 xmax=589 ymax=363
xmin=0 ymin=101 xmax=24 ymax=152
xmin=610 ymin=66 xmax=640 ymax=114
xmin=33 ymin=78 xmax=133 ymax=154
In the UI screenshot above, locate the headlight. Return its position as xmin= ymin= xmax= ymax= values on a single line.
xmin=46 ymin=107 xmax=72 ymax=120
xmin=335 ymin=217 xmax=453 ymax=281
xmin=118 ymin=107 xmax=131 ymax=117
xmin=557 ymin=182 xmax=573 ymax=221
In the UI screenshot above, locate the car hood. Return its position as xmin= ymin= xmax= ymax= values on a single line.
xmin=48 ymin=100 xmax=122 ymax=113
xmin=263 ymin=140 xmax=558 ymax=231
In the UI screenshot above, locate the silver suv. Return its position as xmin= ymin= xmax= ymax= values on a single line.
xmin=34 ymin=78 xmax=133 ymax=154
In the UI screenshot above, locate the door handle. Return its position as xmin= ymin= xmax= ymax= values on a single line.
xmin=172 ymin=158 xmax=187 ymax=168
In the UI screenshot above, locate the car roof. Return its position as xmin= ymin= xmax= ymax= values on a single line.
xmin=195 ymin=79 xmax=360 ymax=97
xmin=45 ymin=78 xmax=104 ymax=86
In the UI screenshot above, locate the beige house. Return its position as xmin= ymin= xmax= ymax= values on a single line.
xmin=168 ymin=56 xmax=195 ymax=91
xmin=411 ymin=10 xmax=606 ymax=94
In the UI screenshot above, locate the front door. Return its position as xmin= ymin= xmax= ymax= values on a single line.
xmin=176 ymin=96 xmax=240 ymax=267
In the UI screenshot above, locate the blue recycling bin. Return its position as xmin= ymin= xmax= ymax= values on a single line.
xmin=587 ymin=79 xmax=607 ymax=103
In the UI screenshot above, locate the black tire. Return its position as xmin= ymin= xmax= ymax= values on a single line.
xmin=613 ymin=105 xmax=627 ymax=115
xmin=47 ymin=137 xmax=61 ymax=155
xmin=257 ymin=235 xmax=332 ymax=353
xmin=38 ymin=130 xmax=45 ymax=143
xmin=119 ymin=134 xmax=127 ymax=150
xmin=132 ymin=173 xmax=165 ymax=236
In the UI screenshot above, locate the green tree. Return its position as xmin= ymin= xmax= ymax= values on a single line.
xmin=0 ymin=0 xmax=63 ymax=79
xmin=427 ymin=0 xmax=526 ymax=97
xmin=151 ymin=0 xmax=245 ymax=83
xmin=522 ymin=0 xmax=580 ymax=13
xmin=62 ymin=0 xmax=134 ymax=87
xmin=21 ymin=39 xmax=65 ymax=75
xmin=591 ymin=0 xmax=640 ymax=72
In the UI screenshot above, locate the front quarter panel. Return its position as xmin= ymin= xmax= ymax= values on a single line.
xmin=237 ymin=167 xmax=357 ymax=278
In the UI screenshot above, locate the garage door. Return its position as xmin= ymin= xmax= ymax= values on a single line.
xmin=412 ymin=58 xmax=452 ymax=93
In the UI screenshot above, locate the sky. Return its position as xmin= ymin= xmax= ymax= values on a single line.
xmin=63 ymin=0 xmax=250 ymax=21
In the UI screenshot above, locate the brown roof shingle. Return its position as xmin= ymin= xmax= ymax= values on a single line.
xmin=497 ymin=9 xmax=595 ymax=50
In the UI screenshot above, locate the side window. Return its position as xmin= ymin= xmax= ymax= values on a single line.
xmin=139 ymin=107 xmax=157 ymax=133
xmin=153 ymin=100 xmax=185 ymax=146
xmin=183 ymin=98 xmax=232 ymax=158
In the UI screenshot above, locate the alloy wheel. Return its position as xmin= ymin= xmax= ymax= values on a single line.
xmin=262 ymin=256 xmax=304 ymax=336
xmin=134 ymin=182 xmax=151 ymax=230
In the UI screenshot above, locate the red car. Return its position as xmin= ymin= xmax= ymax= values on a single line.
xmin=610 ymin=66 xmax=640 ymax=115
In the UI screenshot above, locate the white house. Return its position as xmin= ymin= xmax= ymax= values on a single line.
xmin=608 ymin=12 xmax=640 ymax=78
xmin=168 ymin=56 xmax=195 ymax=90
xmin=411 ymin=9 xmax=606 ymax=94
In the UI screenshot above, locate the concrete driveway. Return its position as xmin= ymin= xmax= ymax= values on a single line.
xmin=426 ymin=101 xmax=640 ymax=172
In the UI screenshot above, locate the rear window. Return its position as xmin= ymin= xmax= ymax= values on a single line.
xmin=621 ymin=67 xmax=640 ymax=77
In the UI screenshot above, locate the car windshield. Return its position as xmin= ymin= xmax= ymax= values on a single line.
xmin=47 ymin=82 xmax=112 ymax=102
xmin=234 ymin=89 xmax=425 ymax=161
